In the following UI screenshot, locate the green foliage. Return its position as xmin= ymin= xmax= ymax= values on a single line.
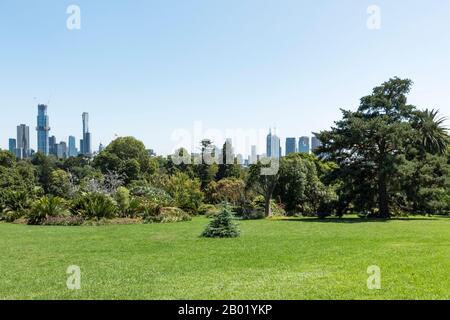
xmin=198 ymin=204 xmax=219 ymax=217
xmin=0 ymin=190 xmax=32 ymax=222
xmin=201 ymin=203 xmax=240 ymax=238
xmin=205 ymin=178 xmax=246 ymax=206
xmin=27 ymin=196 xmax=69 ymax=225
xmin=247 ymin=161 xmax=279 ymax=217
xmin=71 ymin=192 xmax=117 ymax=219
xmin=251 ymin=195 xmax=285 ymax=217
xmin=93 ymin=137 xmax=158 ymax=183
xmin=165 ymin=172 xmax=204 ymax=214
xmin=316 ymin=78 xmax=449 ymax=218
xmin=0 ymin=150 xmax=16 ymax=167
xmin=48 ymin=169 xmax=73 ymax=198
xmin=144 ymin=207 xmax=192 ymax=224
xmin=31 ymin=153 xmax=57 ymax=193
xmin=129 ymin=183 xmax=174 ymax=207
xmin=115 ymin=187 xmax=131 ymax=217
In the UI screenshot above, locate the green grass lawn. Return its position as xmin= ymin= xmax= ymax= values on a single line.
xmin=0 ymin=216 xmax=449 ymax=300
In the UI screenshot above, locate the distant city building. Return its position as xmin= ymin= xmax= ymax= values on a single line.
xmin=49 ymin=135 xmax=57 ymax=156
xmin=251 ymin=145 xmax=257 ymax=164
xmin=81 ymin=112 xmax=92 ymax=156
xmin=311 ymin=135 xmax=322 ymax=151
xmin=56 ymin=141 xmax=67 ymax=159
xmin=68 ymin=136 xmax=78 ymax=157
xmin=147 ymin=149 xmax=156 ymax=157
xmin=298 ymin=136 xmax=310 ymax=153
xmin=98 ymin=143 xmax=105 ymax=153
xmin=285 ymin=137 xmax=297 ymax=155
xmin=16 ymin=124 xmax=30 ymax=159
xmin=223 ymin=139 xmax=234 ymax=164
xmin=8 ymin=138 xmax=16 ymax=154
xmin=236 ymin=154 xmax=244 ymax=165
xmin=266 ymin=129 xmax=281 ymax=158
xmin=36 ymin=104 xmax=50 ymax=155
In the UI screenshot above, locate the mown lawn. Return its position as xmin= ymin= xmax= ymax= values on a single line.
xmin=0 ymin=216 xmax=449 ymax=300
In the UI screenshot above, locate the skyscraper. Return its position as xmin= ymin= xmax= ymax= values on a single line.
xmin=49 ymin=136 xmax=57 ymax=156
xmin=56 ymin=141 xmax=68 ymax=159
xmin=8 ymin=138 xmax=16 ymax=154
xmin=251 ymin=145 xmax=257 ymax=164
xmin=266 ymin=129 xmax=281 ymax=158
xmin=82 ymin=112 xmax=92 ymax=156
xmin=298 ymin=136 xmax=310 ymax=154
xmin=36 ymin=104 xmax=50 ymax=155
xmin=311 ymin=135 xmax=322 ymax=151
xmin=16 ymin=124 xmax=30 ymax=159
xmin=285 ymin=137 xmax=297 ymax=155
xmin=68 ymin=136 xmax=78 ymax=157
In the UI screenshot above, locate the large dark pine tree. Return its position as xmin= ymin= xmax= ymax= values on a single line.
xmin=316 ymin=78 xmax=448 ymax=218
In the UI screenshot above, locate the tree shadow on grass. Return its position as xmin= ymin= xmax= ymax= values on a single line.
xmin=274 ymin=216 xmax=445 ymax=224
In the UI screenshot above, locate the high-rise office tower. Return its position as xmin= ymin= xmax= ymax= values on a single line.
xmin=49 ymin=136 xmax=57 ymax=156
xmin=223 ymin=138 xmax=234 ymax=164
xmin=311 ymin=135 xmax=322 ymax=151
xmin=8 ymin=138 xmax=16 ymax=153
xmin=16 ymin=124 xmax=30 ymax=159
xmin=82 ymin=112 xmax=92 ymax=156
xmin=36 ymin=104 xmax=50 ymax=155
xmin=80 ymin=138 xmax=84 ymax=155
xmin=68 ymin=136 xmax=78 ymax=157
xmin=56 ymin=141 xmax=68 ymax=159
xmin=266 ymin=129 xmax=281 ymax=158
xmin=298 ymin=136 xmax=310 ymax=153
xmin=285 ymin=137 xmax=297 ymax=155
xmin=251 ymin=145 xmax=257 ymax=164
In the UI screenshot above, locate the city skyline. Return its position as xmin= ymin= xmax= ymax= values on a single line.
xmin=3 ymin=103 xmax=323 ymax=159
xmin=1 ymin=1 xmax=449 ymax=155
xmin=5 ymin=105 xmax=96 ymax=159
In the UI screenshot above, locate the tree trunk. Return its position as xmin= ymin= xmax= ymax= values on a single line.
xmin=378 ymin=172 xmax=390 ymax=218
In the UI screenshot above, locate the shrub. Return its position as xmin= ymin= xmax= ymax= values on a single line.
xmin=71 ymin=192 xmax=117 ymax=219
xmin=205 ymin=178 xmax=246 ymax=205
xmin=0 ymin=190 xmax=32 ymax=221
xmin=129 ymin=184 xmax=174 ymax=207
xmin=198 ymin=204 xmax=219 ymax=217
xmin=165 ymin=172 xmax=204 ymax=214
xmin=27 ymin=196 xmax=69 ymax=225
xmin=48 ymin=169 xmax=73 ymax=198
xmin=252 ymin=195 xmax=286 ymax=217
xmin=115 ymin=186 xmax=131 ymax=217
xmin=144 ymin=207 xmax=192 ymax=224
xmin=201 ymin=203 xmax=240 ymax=238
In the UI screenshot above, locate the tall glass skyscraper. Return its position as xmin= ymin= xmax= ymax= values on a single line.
xmin=82 ymin=112 xmax=92 ymax=156
xmin=8 ymin=138 xmax=16 ymax=153
xmin=299 ymin=136 xmax=310 ymax=153
xmin=36 ymin=104 xmax=50 ymax=155
xmin=266 ymin=129 xmax=281 ymax=158
xmin=285 ymin=137 xmax=297 ymax=155
xmin=16 ymin=124 xmax=30 ymax=159
xmin=49 ymin=136 xmax=57 ymax=156
xmin=68 ymin=136 xmax=78 ymax=157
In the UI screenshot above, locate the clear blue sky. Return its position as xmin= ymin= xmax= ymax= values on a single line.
xmin=1 ymin=0 xmax=449 ymax=156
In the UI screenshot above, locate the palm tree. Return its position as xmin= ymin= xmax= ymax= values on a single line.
xmin=414 ymin=109 xmax=449 ymax=155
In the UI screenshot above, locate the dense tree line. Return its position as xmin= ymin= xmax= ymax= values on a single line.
xmin=0 ymin=78 xmax=448 ymax=225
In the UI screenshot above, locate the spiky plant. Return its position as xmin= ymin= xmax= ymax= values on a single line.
xmin=414 ymin=109 xmax=449 ymax=155
xmin=27 ymin=196 xmax=69 ymax=225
